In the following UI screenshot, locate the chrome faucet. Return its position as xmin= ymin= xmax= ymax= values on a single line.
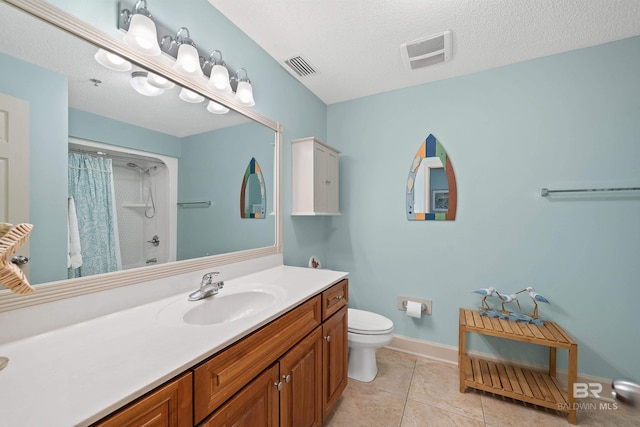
xmin=188 ymin=272 xmax=224 ymax=301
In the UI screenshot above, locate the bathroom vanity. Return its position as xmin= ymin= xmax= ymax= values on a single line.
xmin=0 ymin=263 xmax=348 ymax=426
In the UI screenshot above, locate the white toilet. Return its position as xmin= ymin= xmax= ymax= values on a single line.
xmin=347 ymin=308 xmax=394 ymax=382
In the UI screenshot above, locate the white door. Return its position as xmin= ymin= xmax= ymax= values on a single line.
xmin=0 ymin=92 xmax=30 ymax=271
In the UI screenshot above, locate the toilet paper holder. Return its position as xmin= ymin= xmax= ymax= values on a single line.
xmin=401 ymin=300 xmax=428 ymax=313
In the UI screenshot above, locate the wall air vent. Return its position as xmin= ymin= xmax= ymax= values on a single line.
xmin=401 ymin=30 xmax=452 ymax=71
xmin=283 ymin=55 xmax=317 ymax=77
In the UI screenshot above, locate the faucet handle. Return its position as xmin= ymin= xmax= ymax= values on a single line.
xmin=201 ymin=271 xmax=219 ymax=285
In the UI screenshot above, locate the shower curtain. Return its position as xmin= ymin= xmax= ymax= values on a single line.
xmin=68 ymin=153 xmax=122 ymax=278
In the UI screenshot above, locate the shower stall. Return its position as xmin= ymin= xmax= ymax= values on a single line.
xmin=69 ymin=138 xmax=177 ymax=273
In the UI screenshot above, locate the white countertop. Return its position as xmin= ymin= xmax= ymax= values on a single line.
xmin=0 ymin=265 xmax=347 ymax=427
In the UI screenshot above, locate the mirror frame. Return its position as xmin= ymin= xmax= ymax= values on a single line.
xmin=0 ymin=0 xmax=282 ymax=312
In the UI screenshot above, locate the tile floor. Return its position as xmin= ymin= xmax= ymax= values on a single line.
xmin=324 ymin=348 xmax=638 ymax=426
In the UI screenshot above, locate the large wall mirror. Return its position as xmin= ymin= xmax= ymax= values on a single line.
xmin=0 ymin=0 xmax=281 ymax=311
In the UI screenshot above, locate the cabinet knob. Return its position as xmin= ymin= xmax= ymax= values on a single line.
xmin=282 ymin=374 xmax=291 ymax=383
xmin=274 ymin=381 xmax=283 ymax=391
xmin=334 ymin=295 xmax=343 ymax=301
xmin=324 ymin=335 xmax=331 ymax=342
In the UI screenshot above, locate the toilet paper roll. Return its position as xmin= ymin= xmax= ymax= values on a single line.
xmin=406 ymin=301 xmax=422 ymax=319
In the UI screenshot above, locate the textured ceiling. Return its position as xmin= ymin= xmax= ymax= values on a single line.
xmin=209 ymin=0 xmax=640 ymax=105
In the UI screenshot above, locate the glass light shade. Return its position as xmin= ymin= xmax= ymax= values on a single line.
xmin=173 ymin=44 xmax=203 ymax=77
xmin=206 ymin=100 xmax=229 ymax=115
xmin=130 ymin=72 xmax=165 ymax=96
xmin=94 ymin=49 xmax=131 ymax=71
xmin=207 ymin=64 xmax=232 ymax=93
xmin=123 ymin=14 xmax=160 ymax=56
xmin=179 ymin=88 xmax=205 ymax=103
xmin=147 ymin=72 xmax=175 ymax=89
xmin=234 ymin=81 xmax=255 ymax=106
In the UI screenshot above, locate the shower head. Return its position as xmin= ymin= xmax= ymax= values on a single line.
xmin=127 ymin=162 xmax=158 ymax=174
xmin=127 ymin=162 xmax=146 ymax=173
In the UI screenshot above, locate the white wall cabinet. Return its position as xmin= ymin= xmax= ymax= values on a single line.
xmin=291 ymin=137 xmax=340 ymax=215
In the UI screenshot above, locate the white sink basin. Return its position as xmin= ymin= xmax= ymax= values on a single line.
xmin=184 ymin=290 xmax=276 ymax=325
xmin=157 ymin=283 xmax=286 ymax=326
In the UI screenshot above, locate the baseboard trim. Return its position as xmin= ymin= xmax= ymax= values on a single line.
xmin=386 ymin=334 xmax=458 ymax=366
xmin=386 ymin=334 xmax=614 ymax=398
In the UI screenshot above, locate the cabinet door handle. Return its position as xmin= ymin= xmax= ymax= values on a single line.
xmin=282 ymin=374 xmax=291 ymax=383
xmin=274 ymin=381 xmax=283 ymax=391
xmin=324 ymin=335 xmax=331 ymax=342
xmin=334 ymin=295 xmax=343 ymax=301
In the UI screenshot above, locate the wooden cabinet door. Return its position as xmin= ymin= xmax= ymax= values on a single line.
xmin=322 ymin=305 xmax=348 ymax=421
xmin=325 ymin=148 xmax=339 ymax=214
xmin=201 ymin=364 xmax=280 ymax=427
xmin=93 ymin=372 xmax=192 ymax=427
xmin=194 ymin=296 xmax=321 ymax=423
xmin=279 ymin=326 xmax=323 ymax=427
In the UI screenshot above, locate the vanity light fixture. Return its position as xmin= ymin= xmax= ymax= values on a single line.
xmin=170 ymin=27 xmax=203 ymax=78
xmin=206 ymin=50 xmax=232 ymax=94
xmin=146 ymin=72 xmax=175 ymax=89
xmin=179 ymin=87 xmax=205 ymax=103
xmin=130 ymin=71 xmax=165 ymax=96
xmin=121 ymin=0 xmax=161 ymax=56
xmin=232 ymin=68 xmax=255 ymax=106
xmin=117 ymin=3 xmax=256 ymax=108
xmin=94 ymin=48 xmax=132 ymax=72
xmin=207 ymin=100 xmax=230 ymax=115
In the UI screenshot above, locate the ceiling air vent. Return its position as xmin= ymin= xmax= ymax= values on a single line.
xmin=283 ymin=55 xmax=317 ymax=77
xmin=401 ymin=30 xmax=452 ymax=71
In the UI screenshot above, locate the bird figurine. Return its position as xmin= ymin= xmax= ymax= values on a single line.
xmin=497 ymin=293 xmax=521 ymax=314
xmin=472 ymin=287 xmax=500 ymax=311
xmin=517 ymin=287 xmax=549 ymax=319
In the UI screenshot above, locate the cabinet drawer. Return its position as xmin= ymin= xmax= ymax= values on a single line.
xmin=321 ymin=279 xmax=348 ymax=321
xmin=92 ymin=372 xmax=192 ymax=427
xmin=194 ymin=295 xmax=321 ymax=423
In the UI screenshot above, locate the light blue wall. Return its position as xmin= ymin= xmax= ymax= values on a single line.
xmin=69 ymin=109 xmax=182 ymax=158
xmin=178 ymin=123 xmax=275 ymax=259
xmin=0 ymin=52 xmax=68 ymax=284
xmin=327 ymin=36 xmax=640 ymax=380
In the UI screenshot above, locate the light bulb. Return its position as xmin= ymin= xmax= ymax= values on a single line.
xmin=234 ymin=81 xmax=255 ymax=106
xmin=179 ymin=88 xmax=204 ymax=103
xmin=174 ymin=44 xmax=203 ymax=77
xmin=123 ymin=14 xmax=160 ymax=56
xmin=94 ymin=49 xmax=131 ymax=72
xmin=206 ymin=100 xmax=229 ymax=114
xmin=130 ymin=72 xmax=164 ymax=96
xmin=146 ymin=72 xmax=175 ymax=89
xmin=207 ymin=64 xmax=231 ymax=93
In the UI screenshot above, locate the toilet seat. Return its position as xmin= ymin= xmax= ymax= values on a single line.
xmin=348 ymin=308 xmax=393 ymax=335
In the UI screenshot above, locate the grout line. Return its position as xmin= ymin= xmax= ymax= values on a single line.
xmin=398 ymin=358 xmax=417 ymax=427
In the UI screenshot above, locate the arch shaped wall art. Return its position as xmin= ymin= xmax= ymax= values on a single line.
xmin=406 ymin=134 xmax=457 ymax=221
xmin=240 ymin=157 xmax=266 ymax=219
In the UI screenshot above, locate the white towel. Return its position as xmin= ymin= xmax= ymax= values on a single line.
xmin=67 ymin=196 xmax=83 ymax=269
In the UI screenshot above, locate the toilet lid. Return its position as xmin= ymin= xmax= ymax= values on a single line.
xmin=348 ymin=308 xmax=393 ymax=335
